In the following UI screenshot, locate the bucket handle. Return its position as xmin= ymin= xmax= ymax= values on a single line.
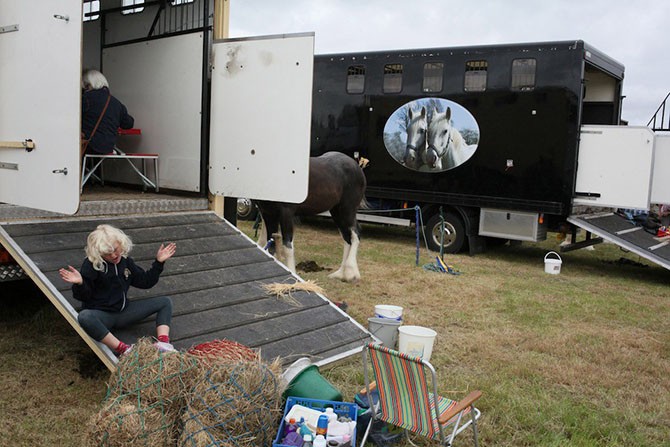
xmin=544 ymin=251 xmax=562 ymax=262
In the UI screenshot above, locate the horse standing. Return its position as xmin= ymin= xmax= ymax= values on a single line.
xmin=255 ymin=151 xmax=366 ymax=282
xmin=425 ymin=107 xmax=475 ymax=170
xmin=403 ymin=106 xmax=427 ymax=169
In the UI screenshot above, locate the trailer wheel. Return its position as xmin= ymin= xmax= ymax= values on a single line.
xmin=236 ymin=198 xmax=258 ymax=221
xmin=425 ymin=212 xmax=465 ymax=254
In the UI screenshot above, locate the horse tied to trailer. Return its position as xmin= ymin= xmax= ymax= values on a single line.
xmin=255 ymin=151 xmax=367 ymax=283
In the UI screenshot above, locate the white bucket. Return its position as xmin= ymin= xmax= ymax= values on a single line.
xmin=368 ymin=317 xmax=402 ymax=348
xmin=374 ymin=304 xmax=403 ymax=320
xmin=398 ymin=325 xmax=437 ymax=361
xmin=544 ymin=251 xmax=562 ymax=274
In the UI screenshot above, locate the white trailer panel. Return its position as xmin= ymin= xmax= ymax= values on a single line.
xmin=0 ymin=0 xmax=82 ymax=214
xmin=575 ymin=125 xmax=655 ymax=210
xmin=208 ymin=33 xmax=314 ymax=204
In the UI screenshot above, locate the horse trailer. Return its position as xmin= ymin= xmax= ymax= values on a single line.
xmin=308 ymin=40 xmax=670 ymax=261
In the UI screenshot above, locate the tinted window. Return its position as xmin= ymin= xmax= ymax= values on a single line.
xmin=423 ymin=62 xmax=444 ymax=93
xmin=464 ymin=60 xmax=487 ymax=92
xmin=511 ymin=58 xmax=536 ymax=91
xmin=383 ymin=64 xmax=403 ymax=93
xmin=347 ymin=65 xmax=365 ymax=94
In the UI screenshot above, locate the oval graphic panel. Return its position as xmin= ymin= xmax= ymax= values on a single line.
xmin=383 ymin=98 xmax=480 ymax=172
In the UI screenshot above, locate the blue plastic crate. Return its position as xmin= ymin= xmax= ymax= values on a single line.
xmin=273 ymin=396 xmax=358 ymax=447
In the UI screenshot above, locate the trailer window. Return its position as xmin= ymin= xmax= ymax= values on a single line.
xmin=383 ymin=64 xmax=403 ymax=93
xmin=83 ymin=1 xmax=100 ymax=22
xmin=122 ymin=0 xmax=145 ymax=15
xmin=511 ymin=58 xmax=536 ymax=91
xmin=464 ymin=60 xmax=487 ymax=92
xmin=423 ymin=62 xmax=444 ymax=92
xmin=347 ymin=65 xmax=365 ymax=94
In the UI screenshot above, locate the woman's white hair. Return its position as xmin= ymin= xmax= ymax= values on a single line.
xmin=86 ymin=224 xmax=133 ymax=271
xmin=82 ymin=69 xmax=109 ymax=91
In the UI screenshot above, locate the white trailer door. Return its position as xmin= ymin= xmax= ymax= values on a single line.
xmin=208 ymin=33 xmax=314 ymax=203
xmin=0 ymin=0 xmax=82 ymax=214
xmin=575 ymin=125 xmax=655 ymax=209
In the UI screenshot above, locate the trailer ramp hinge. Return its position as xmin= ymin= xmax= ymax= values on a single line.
xmin=53 ymin=15 xmax=70 ymax=23
xmin=52 ymin=167 xmax=68 ymax=175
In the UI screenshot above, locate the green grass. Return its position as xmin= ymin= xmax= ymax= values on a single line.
xmin=1 ymin=219 xmax=669 ymax=446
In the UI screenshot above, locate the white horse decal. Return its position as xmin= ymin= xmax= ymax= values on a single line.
xmin=426 ymin=107 xmax=476 ymax=170
xmin=403 ymin=106 xmax=427 ymax=169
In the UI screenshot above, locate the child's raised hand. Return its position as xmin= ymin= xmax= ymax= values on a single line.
xmin=59 ymin=265 xmax=83 ymax=285
xmin=156 ymin=242 xmax=177 ymax=263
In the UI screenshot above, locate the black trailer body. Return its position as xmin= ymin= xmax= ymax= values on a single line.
xmin=309 ymin=40 xmax=625 ymax=252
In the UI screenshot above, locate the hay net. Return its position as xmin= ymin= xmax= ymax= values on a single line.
xmin=180 ymin=359 xmax=285 ymax=447
xmin=88 ymin=337 xmax=286 ymax=447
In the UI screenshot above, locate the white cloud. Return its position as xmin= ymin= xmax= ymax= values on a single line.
xmin=229 ymin=0 xmax=670 ymax=124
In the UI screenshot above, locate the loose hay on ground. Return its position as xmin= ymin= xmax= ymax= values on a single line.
xmin=180 ymin=358 xmax=286 ymax=447
xmin=262 ymin=280 xmax=325 ymax=306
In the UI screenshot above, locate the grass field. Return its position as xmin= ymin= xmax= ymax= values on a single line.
xmin=1 ymin=218 xmax=669 ymax=446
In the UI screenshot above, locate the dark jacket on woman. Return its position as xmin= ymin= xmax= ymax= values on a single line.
xmin=72 ymin=257 xmax=164 ymax=312
xmin=82 ymin=87 xmax=134 ymax=154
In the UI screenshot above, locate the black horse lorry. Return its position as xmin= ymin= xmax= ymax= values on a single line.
xmin=306 ymin=40 xmax=670 ymax=267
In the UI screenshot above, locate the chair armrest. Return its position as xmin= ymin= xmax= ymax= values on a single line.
xmin=438 ymin=390 xmax=482 ymax=424
xmin=359 ymin=380 xmax=377 ymax=395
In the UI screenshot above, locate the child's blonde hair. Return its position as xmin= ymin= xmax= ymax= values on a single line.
xmin=85 ymin=224 xmax=133 ymax=271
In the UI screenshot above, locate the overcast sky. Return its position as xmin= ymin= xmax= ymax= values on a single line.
xmin=228 ymin=0 xmax=669 ymax=126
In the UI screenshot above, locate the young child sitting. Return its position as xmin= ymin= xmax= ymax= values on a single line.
xmin=59 ymin=224 xmax=177 ymax=356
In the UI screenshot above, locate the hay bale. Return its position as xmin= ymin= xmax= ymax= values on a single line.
xmin=107 ymin=338 xmax=200 ymax=409
xmin=179 ymin=358 xmax=286 ymax=447
xmin=88 ymin=397 xmax=179 ymax=447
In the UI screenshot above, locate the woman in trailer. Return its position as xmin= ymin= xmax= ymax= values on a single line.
xmin=59 ymin=224 xmax=176 ymax=356
xmin=81 ymin=69 xmax=134 ymax=155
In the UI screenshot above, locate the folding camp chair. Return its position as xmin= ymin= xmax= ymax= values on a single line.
xmin=360 ymin=342 xmax=482 ymax=446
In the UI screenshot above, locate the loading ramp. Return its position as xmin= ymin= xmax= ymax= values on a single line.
xmin=567 ymin=212 xmax=670 ymax=270
xmin=0 ymin=211 xmax=372 ymax=371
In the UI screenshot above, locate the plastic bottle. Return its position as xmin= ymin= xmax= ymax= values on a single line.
xmin=315 ymin=414 xmax=329 ymax=437
xmin=313 ymin=434 xmax=327 ymax=447
xmin=302 ymin=433 xmax=314 ymax=447
xmin=284 ymin=418 xmax=298 ymax=436
xmin=324 ymin=407 xmax=337 ymax=423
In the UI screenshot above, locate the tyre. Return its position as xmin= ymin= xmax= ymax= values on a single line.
xmin=236 ymin=198 xmax=258 ymax=221
xmin=425 ymin=212 xmax=465 ymax=254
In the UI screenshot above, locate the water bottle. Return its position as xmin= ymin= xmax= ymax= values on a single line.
xmin=313 ymin=434 xmax=327 ymax=447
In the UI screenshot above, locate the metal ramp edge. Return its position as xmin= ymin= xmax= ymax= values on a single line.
xmin=568 ymin=212 xmax=670 ymax=271
xmin=0 ymin=211 xmax=373 ymax=371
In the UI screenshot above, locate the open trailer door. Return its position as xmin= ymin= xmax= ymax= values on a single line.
xmin=208 ymin=33 xmax=314 ymax=204
xmin=0 ymin=0 xmax=82 ymax=215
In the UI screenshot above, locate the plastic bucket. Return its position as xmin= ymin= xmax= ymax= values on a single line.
xmin=283 ymin=364 xmax=343 ymax=402
xmin=374 ymin=304 xmax=403 ymax=320
xmin=398 ymin=326 xmax=437 ymax=361
xmin=368 ymin=317 xmax=402 ymax=348
xmin=544 ymin=251 xmax=562 ymax=274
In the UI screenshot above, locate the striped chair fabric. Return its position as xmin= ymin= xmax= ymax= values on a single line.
xmin=367 ymin=342 xmax=473 ymax=440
